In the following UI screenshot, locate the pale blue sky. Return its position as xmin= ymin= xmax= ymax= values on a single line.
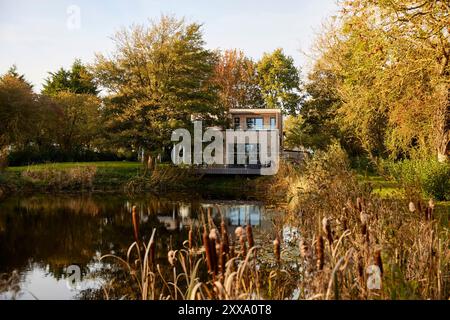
xmin=0 ymin=0 xmax=339 ymax=91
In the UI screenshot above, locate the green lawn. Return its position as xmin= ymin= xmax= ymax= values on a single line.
xmin=357 ymin=172 xmax=403 ymax=198
xmin=6 ymin=161 xmax=142 ymax=172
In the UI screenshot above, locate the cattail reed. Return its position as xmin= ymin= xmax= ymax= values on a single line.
xmin=374 ymin=249 xmax=383 ymax=275
xmin=221 ymin=220 xmax=229 ymax=254
xmin=356 ymin=197 xmax=363 ymax=212
xmin=360 ymin=211 xmax=368 ymax=237
xmin=209 ymin=229 xmax=218 ymax=275
xmin=316 ymin=235 xmax=324 ymax=270
xmin=246 ymin=223 xmax=254 ymax=249
xmin=188 ymin=227 xmax=193 ymax=251
xmin=299 ymin=238 xmax=310 ymax=259
xmin=168 ymin=250 xmax=176 ymax=266
xmin=240 ymin=235 xmax=247 ymax=258
xmin=322 ymin=217 xmax=333 ymax=246
xmin=203 ymin=227 xmax=213 ymax=273
xmin=219 ymin=242 xmax=226 ymax=274
xmin=131 ymin=206 xmax=139 ymax=244
xmin=273 ymin=238 xmax=280 ymax=263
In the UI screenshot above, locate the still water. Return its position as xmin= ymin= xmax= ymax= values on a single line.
xmin=0 ymin=193 xmax=276 ymax=300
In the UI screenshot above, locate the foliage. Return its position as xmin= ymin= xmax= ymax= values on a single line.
xmin=93 ymin=15 xmax=223 ymax=155
xmin=42 ymin=59 xmax=98 ymax=96
xmin=312 ymin=0 xmax=449 ymax=160
xmin=383 ymin=158 xmax=450 ymax=201
xmin=257 ymin=48 xmax=303 ymax=116
xmin=211 ymin=49 xmax=264 ymax=110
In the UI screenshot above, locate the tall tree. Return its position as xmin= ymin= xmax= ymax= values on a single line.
xmin=0 ymin=69 xmax=39 ymax=168
xmin=93 ymin=15 xmax=222 ymax=156
xmin=42 ymin=59 xmax=98 ymax=96
xmin=257 ymin=48 xmax=303 ymax=115
xmin=212 ymin=49 xmax=264 ymax=110
xmin=313 ymin=0 xmax=449 ymax=161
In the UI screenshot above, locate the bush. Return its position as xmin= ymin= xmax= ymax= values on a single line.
xmin=7 ymin=145 xmax=135 ymax=166
xmin=383 ymin=159 xmax=450 ymax=201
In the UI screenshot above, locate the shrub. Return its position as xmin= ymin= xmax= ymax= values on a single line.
xmin=21 ymin=166 xmax=97 ymax=190
xmin=383 ymin=159 xmax=450 ymax=201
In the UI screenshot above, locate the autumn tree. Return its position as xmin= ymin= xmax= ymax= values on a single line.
xmin=212 ymin=49 xmax=264 ymax=111
xmin=257 ymin=48 xmax=303 ymax=116
xmin=313 ymin=0 xmax=449 ymax=161
xmin=93 ymin=16 xmax=222 ymax=159
xmin=0 ymin=68 xmax=39 ymax=168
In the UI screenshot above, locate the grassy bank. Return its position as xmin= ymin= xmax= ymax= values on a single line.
xmin=0 ymin=161 xmax=267 ymax=196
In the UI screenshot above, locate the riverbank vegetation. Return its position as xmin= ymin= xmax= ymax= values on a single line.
xmin=0 ymin=0 xmax=448 ymax=300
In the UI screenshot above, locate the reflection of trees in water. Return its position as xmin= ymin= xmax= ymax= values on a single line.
xmin=0 ymin=194 xmax=269 ymax=299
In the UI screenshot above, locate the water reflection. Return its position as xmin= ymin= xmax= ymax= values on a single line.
xmin=0 ymin=194 xmax=272 ymax=300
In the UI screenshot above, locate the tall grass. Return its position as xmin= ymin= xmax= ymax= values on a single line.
xmin=103 ymin=145 xmax=449 ymax=300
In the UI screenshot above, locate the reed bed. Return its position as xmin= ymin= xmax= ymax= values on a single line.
xmin=103 ymin=145 xmax=449 ymax=300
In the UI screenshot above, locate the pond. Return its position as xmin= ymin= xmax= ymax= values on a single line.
xmin=0 ymin=193 xmax=279 ymax=300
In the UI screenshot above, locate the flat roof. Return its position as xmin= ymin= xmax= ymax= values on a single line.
xmin=229 ymin=108 xmax=281 ymax=114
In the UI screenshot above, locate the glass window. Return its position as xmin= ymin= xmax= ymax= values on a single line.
xmin=270 ymin=117 xmax=276 ymax=129
xmin=246 ymin=117 xmax=263 ymax=129
xmin=234 ymin=117 xmax=240 ymax=129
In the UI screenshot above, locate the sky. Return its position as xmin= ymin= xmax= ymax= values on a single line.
xmin=0 ymin=0 xmax=339 ymax=91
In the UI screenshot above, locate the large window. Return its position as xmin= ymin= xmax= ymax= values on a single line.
xmin=270 ymin=117 xmax=276 ymax=129
xmin=246 ymin=117 xmax=263 ymax=129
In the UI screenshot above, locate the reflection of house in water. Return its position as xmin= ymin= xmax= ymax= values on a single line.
xmin=152 ymin=200 xmax=266 ymax=232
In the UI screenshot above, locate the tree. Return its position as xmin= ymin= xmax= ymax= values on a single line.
xmin=257 ymin=49 xmax=303 ymax=115
xmin=0 ymin=69 xmax=39 ymax=168
xmin=314 ymin=0 xmax=449 ymax=161
xmin=285 ymin=68 xmax=341 ymax=151
xmin=93 ymin=15 xmax=222 ymax=157
xmin=42 ymin=59 xmax=98 ymax=96
xmin=212 ymin=49 xmax=264 ymax=110
xmin=50 ymin=92 xmax=101 ymax=153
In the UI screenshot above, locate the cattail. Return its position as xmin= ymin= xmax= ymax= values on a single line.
xmin=246 ymin=223 xmax=254 ymax=249
xmin=221 ymin=220 xmax=229 ymax=255
xmin=209 ymin=228 xmax=219 ymax=242
xmin=149 ymin=239 xmax=155 ymax=268
xmin=322 ymin=217 xmax=333 ymax=246
xmin=188 ymin=227 xmax=193 ymax=250
xmin=203 ymin=228 xmax=213 ymax=273
xmin=360 ymin=211 xmax=368 ymax=237
xmin=131 ymin=206 xmax=139 ymax=244
xmin=168 ymin=250 xmax=176 ymax=266
xmin=356 ymin=197 xmax=363 ymax=212
xmin=408 ymin=201 xmax=416 ymax=213
xmin=374 ymin=249 xmax=383 ymax=275
xmin=235 ymin=226 xmax=244 ymax=239
xmin=239 ymin=235 xmax=247 ymax=258
xmin=299 ymin=238 xmax=310 ymax=259
xmin=273 ymin=238 xmax=280 ymax=263
xmin=316 ymin=235 xmax=324 ymax=270
xmin=209 ymin=231 xmax=218 ymax=275
xmin=219 ymin=242 xmax=226 ymax=273
xmin=417 ymin=200 xmax=423 ymax=214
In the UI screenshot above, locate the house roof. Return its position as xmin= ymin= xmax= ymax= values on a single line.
xmin=229 ymin=108 xmax=282 ymax=114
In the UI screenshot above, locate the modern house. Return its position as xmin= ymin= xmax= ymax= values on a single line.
xmin=197 ymin=108 xmax=283 ymax=175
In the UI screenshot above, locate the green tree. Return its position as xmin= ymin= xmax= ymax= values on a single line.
xmin=93 ymin=15 xmax=222 ymax=158
xmin=314 ymin=0 xmax=449 ymax=161
xmin=42 ymin=59 xmax=98 ymax=96
xmin=257 ymin=48 xmax=303 ymax=115
xmin=50 ymin=92 xmax=101 ymax=153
